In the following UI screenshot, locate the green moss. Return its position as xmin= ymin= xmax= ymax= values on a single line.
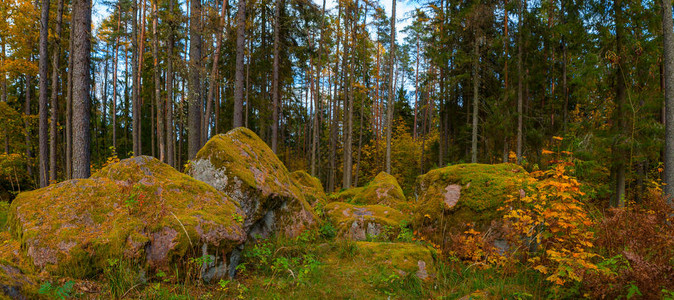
xmin=189 ymin=128 xmax=318 ymax=238
xmin=9 ymin=156 xmax=246 ymax=278
xmin=0 ymin=232 xmax=39 ymax=299
xmin=325 ymin=202 xmax=408 ymax=240
xmin=290 ymin=170 xmax=328 ymax=209
xmin=413 ymin=163 xmax=534 ymax=245
xmin=356 ymin=242 xmax=436 ymax=278
xmin=330 ymin=172 xmax=408 ymax=213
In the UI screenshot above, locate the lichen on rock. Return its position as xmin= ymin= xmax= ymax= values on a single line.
xmin=188 ymin=127 xmax=317 ymax=240
xmin=325 ymin=202 xmax=406 ymax=241
xmin=9 ymin=156 xmax=246 ymax=279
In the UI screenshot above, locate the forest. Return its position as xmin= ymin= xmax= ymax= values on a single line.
xmin=0 ymin=0 xmax=674 ymax=297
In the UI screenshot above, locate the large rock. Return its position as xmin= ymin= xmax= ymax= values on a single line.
xmin=289 ymin=170 xmax=327 ymax=210
xmin=413 ymin=163 xmax=532 ymax=246
xmin=330 ymin=172 xmax=409 ymax=211
xmin=9 ymin=156 xmax=246 ymax=279
xmin=325 ymin=202 xmax=406 ymax=241
xmin=356 ymin=242 xmax=436 ymax=281
xmin=188 ymin=127 xmax=317 ymax=240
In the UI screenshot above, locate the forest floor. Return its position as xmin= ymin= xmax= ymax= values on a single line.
xmin=32 ymin=230 xmax=544 ymax=300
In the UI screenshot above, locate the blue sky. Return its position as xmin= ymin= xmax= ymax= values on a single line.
xmin=92 ymin=0 xmax=418 ymax=44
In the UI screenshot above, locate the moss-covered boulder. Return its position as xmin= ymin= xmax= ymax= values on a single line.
xmin=9 ymin=156 xmax=246 ymax=280
xmin=188 ymin=127 xmax=317 ymax=240
xmin=325 ymin=202 xmax=406 ymax=241
xmin=330 ymin=172 xmax=408 ymax=211
xmin=356 ymin=242 xmax=436 ymax=281
xmin=289 ymin=170 xmax=327 ymax=209
xmin=413 ymin=163 xmax=533 ymax=245
xmin=0 ymin=232 xmax=39 ymax=300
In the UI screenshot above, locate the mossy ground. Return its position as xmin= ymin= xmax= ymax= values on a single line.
xmin=63 ymin=231 xmax=543 ymax=300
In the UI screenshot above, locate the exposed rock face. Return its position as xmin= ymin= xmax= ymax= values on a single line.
xmin=413 ymin=163 xmax=533 ymax=246
xmin=9 ymin=156 xmax=246 ymax=279
xmin=325 ymin=202 xmax=406 ymax=241
xmin=289 ymin=170 xmax=327 ymax=209
xmin=330 ymin=172 xmax=409 ymax=212
xmin=188 ymin=127 xmax=317 ymax=240
xmin=356 ymin=242 xmax=436 ymax=281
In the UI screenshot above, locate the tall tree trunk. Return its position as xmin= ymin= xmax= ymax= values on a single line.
xmin=271 ymin=0 xmax=282 ymax=153
xmin=1 ymin=38 xmax=7 ymax=154
xmin=152 ymin=0 xmax=164 ymax=161
xmin=342 ymin=1 xmax=356 ymax=189
xmin=311 ymin=0 xmax=326 ymax=177
xmin=328 ymin=3 xmax=342 ymax=193
xmin=137 ymin=0 xmax=147 ymax=155
xmin=38 ymin=0 xmax=51 ymax=187
xmin=50 ymin=0 xmax=64 ymax=182
xmin=72 ymin=0 xmax=92 ymax=178
xmin=233 ymin=0 xmax=246 ymax=128
xmin=385 ymin=0 xmax=396 ymax=174
xmin=414 ymin=34 xmax=419 ymax=140
xmin=132 ymin=0 xmax=140 ymax=155
xmin=517 ymin=0 xmax=524 ymax=164
xmin=203 ymin=0 xmax=227 ymax=143
xmin=663 ymin=0 xmax=674 ymax=202
xmin=112 ymin=6 xmax=121 ymax=152
xmin=166 ymin=0 xmax=175 ymax=167
xmin=103 ymin=48 xmax=109 ymax=147
xmin=614 ymin=0 xmax=626 ymax=207
xmin=66 ymin=24 xmax=74 ymax=179
xmin=24 ymin=75 xmax=33 ymax=177
xmin=188 ymin=0 xmax=202 ymax=159
xmin=471 ymin=34 xmax=480 ymax=163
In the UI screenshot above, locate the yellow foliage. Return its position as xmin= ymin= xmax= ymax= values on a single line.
xmin=504 ymin=161 xmax=599 ymax=287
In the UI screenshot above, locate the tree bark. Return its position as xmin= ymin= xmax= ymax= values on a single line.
xmin=385 ymin=0 xmax=396 ymax=174
xmin=517 ymin=0 xmax=524 ymax=164
xmin=166 ymin=0 xmax=175 ymax=167
xmin=188 ymin=0 xmax=202 ymax=159
xmin=663 ymin=0 xmax=674 ymax=203
xmin=50 ymin=0 xmax=64 ymax=182
xmin=471 ymin=34 xmax=480 ymax=163
xmin=1 ymin=39 xmax=7 ymax=154
xmin=271 ymin=0 xmax=282 ymax=153
xmin=614 ymin=0 xmax=626 ymax=207
xmin=24 ymin=75 xmax=33 ymax=177
xmin=152 ymin=0 xmax=164 ymax=162
xmin=311 ymin=0 xmax=326 ymax=177
xmin=233 ymin=0 xmax=246 ymax=128
xmin=71 ymin=0 xmax=92 ymax=179
xmin=38 ymin=0 xmax=51 ymax=187
xmin=132 ymin=0 xmax=140 ymax=155
xmin=112 ymin=4 xmax=121 ymax=152
xmin=66 ymin=23 xmax=74 ymax=179
xmin=203 ymin=0 xmax=227 ymax=143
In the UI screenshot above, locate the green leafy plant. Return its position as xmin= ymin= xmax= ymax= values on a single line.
xmin=38 ymin=281 xmax=75 ymax=300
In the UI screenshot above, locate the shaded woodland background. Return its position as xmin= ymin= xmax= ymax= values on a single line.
xmin=0 ymin=0 xmax=672 ymax=207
